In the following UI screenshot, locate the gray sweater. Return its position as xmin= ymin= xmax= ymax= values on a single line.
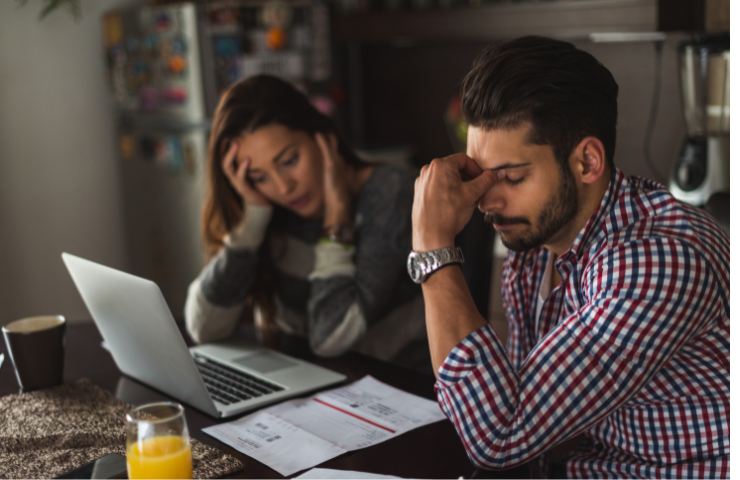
xmin=184 ymin=165 xmax=425 ymax=361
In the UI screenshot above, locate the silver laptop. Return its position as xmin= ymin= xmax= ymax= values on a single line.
xmin=62 ymin=252 xmax=346 ymax=418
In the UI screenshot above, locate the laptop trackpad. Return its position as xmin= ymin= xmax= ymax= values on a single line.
xmin=233 ymin=351 xmax=296 ymax=374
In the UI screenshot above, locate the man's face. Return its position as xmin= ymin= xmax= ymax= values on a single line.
xmin=467 ymin=123 xmax=578 ymax=251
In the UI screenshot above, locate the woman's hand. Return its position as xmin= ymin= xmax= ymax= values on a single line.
xmin=221 ymin=140 xmax=270 ymax=207
xmin=316 ymin=133 xmax=352 ymax=226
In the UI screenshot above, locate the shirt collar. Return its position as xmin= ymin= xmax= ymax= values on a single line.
xmin=558 ymin=168 xmax=624 ymax=265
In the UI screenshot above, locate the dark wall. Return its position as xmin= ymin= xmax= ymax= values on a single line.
xmin=357 ymin=42 xmax=487 ymax=163
xmin=340 ymin=37 xmax=687 ymax=184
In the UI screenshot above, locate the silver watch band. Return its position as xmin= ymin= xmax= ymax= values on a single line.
xmin=407 ymin=246 xmax=464 ymax=284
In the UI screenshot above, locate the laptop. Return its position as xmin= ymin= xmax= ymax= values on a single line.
xmin=61 ymin=252 xmax=346 ymax=418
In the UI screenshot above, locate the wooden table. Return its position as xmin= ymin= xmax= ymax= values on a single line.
xmin=0 ymin=321 xmax=529 ymax=478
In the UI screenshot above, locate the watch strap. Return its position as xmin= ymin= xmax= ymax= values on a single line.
xmin=407 ymin=246 xmax=464 ymax=284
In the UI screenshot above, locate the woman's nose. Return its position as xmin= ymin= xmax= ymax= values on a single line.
xmin=273 ymin=173 xmax=295 ymax=195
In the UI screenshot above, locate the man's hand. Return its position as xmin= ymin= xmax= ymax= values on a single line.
xmin=412 ymin=153 xmax=497 ymax=251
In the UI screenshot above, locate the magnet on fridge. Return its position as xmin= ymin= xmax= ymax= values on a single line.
xmin=162 ymin=87 xmax=188 ymax=104
xmin=119 ymin=134 xmax=135 ymax=160
xmin=103 ymin=14 xmax=123 ymax=48
xmin=261 ymin=1 xmax=293 ymax=29
xmin=214 ymin=36 xmax=240 ymax=57
xmin=261 ymin=0 xmax=293 ymax=51
xmin=154 ymin=138 xmax=171 ymax=168
xmin=265 ymin=27 xmax=286 ymax=50
xmin=155 ymin=12 xmax=173 ymax=32
xmin=182 ymin=140 xmax=196 ymax=175
xmin=168 ymin=55 xmax=187 ymax=74
xmin=166 ymin=137 xmax=184 ymax=172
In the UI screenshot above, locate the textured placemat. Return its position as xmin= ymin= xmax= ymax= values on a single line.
xmin=0 ymin=378 xmax=243 ymax=479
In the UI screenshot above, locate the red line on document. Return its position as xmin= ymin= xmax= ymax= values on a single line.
xmin=313 ymin=398 xmax=396 ymax=434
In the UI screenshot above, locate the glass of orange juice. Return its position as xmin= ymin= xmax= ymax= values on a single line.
xmin=125 ymin=401 xmax=193 ymax=479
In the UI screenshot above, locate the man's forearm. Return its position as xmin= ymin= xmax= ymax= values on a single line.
xmin=422 ymin=265 xmax=486 ymax=373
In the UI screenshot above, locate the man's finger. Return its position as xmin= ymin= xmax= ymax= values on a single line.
xmin=464 ymin=170 xmax=497 ymax=201
xmin=444 ymin=153 xmax=483 ymax=179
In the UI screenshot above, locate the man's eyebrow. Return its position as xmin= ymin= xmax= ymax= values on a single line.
xmin=487 ymin=162 xmax=532 ymax=173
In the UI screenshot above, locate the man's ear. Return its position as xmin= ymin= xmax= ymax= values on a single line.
xmin=572 ymin=136 xmax=607 ymax=185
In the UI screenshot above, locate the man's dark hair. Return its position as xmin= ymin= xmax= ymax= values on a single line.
xmin=461 ymin=36 xmax=618 ymax=169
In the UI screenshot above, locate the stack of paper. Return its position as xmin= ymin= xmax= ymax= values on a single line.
xmin=204 ymin=376 xmax=445 ymax=476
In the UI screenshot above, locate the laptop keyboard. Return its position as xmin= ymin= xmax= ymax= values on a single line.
xmin=193 ymin=354 xmax=285 ymax=406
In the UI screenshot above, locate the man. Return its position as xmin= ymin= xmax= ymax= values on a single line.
xmin=408 ymin=36 xmax=729 ymax=478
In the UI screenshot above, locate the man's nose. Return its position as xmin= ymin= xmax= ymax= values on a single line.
xmin=477 ymin=185 xmax=506 ymax=213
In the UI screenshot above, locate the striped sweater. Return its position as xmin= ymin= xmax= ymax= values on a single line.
xmin=185 ymin=164 xmax=425 ymax=362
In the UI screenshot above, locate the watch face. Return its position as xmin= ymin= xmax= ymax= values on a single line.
xmin=407 ymin=252 xmax=422 ymax=284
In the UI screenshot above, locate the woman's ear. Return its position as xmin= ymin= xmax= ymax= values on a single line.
xmin=573 ymin=136 xmax=607 ymax=185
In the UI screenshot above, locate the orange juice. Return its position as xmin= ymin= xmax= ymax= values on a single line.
xmin=126 ymin=435 xmax=193 ymax=479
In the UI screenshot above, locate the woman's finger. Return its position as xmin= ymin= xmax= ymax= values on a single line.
xmin=221 ymin=141 xmax=239 ymax=180
xmin=329 ymin=133 xmax=339 ymax=154
xmin=315 ymin=133 xmax=333 ymax=166
xmin=235 ymin=156 xmax=251 ymax=188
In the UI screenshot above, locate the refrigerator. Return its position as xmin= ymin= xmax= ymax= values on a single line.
xmin=102 ymin=1 xmax=332 ymax=314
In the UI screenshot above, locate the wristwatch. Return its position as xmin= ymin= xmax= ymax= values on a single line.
xmin=406 ymin=246 xmax=464 ymax=284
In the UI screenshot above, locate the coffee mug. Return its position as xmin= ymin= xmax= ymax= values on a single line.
xmin=2 ymin=315 xmax=66 ymax=392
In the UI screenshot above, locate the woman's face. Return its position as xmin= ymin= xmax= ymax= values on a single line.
xmin=234 ymin=124 xmax=325 ymax=218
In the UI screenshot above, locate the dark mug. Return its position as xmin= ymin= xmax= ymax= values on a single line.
xmin=2 ymin=315 xmax=66 ymax=392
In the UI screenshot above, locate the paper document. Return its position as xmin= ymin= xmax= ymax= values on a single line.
xmin=296 ymin=468 xmax=401 ymax=479
xmin=203 ymin=376 xmax=445 ymax=476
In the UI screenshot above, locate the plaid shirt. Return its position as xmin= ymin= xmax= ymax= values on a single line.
xmin=436 ymin=170 xmax=729 ymax=478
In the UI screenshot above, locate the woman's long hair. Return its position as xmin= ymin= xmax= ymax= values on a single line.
xmin=202 ymin=74 xmax=361 ymax=340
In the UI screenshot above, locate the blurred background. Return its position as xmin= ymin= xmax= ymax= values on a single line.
xmin=0 ymin=0 xmax=729 ymax=327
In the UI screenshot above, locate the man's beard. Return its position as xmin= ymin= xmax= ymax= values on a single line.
xmin=484 ymin=168 xmax=578 ymax=252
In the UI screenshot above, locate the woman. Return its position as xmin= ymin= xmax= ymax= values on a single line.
xmin=185 ymin=75 xmax=425 ymax=366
